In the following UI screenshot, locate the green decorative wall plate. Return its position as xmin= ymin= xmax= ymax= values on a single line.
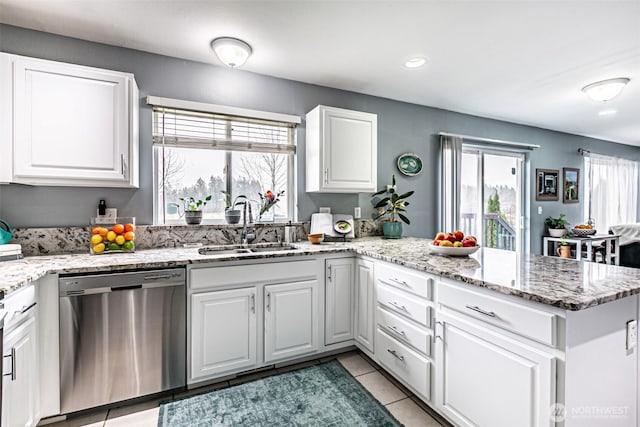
xmin=397 ymin=153 xmax=423 ymax=176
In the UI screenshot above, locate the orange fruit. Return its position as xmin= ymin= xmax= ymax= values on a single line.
xmin=124 ymin=231 xmax=135 ymax=241
xmin=124 ymin=223 xmax=135 ymax=232
xmin=112 ymin=224 xmax=125 ymax=234
xmin=98 ymin=227 xmax=108 ymax=237
xmin=91 ymin=227 xmax=102 ymax=235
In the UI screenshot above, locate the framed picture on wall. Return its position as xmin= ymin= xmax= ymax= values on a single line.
xmin=563 ymin=167 xmax=580 ymax=203
xmin=536 ymin=169 xmax=559 ymax=201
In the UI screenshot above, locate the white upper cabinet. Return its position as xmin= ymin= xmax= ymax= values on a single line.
xmin=306 ymin=105 xmax=377 ymax=193
xmin=0 ymin=53 xmax=139 ymax=187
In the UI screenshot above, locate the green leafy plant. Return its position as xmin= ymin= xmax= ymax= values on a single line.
xmin=372 ymin=174 xmax=414 ymax=224
xmin=221 ymin=191 xmax=247 ymax=210
xmin=179 ymin=195 xmax=212 ymax=211
xmin=560 ymin=236 xmax=571 ymax=246
xmin=545 ymin=214 xmax=569 ymax=229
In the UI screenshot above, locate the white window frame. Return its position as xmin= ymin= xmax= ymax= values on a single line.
xmin=147 ymin=96 xmax=300 ymax=225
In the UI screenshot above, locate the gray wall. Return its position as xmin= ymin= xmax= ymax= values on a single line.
xmin=1 ymin=24 xmax=639 ymax=254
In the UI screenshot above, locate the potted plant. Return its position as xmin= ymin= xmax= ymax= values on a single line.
xmin=545 ymin=214 xmax=569 ymax=238
xmin=556 ymin=236 xmax=572 ymax=259
xmin=179 ymin=195 xmax=212 ymax=225
xmin=221 ymin=191 xmax=247 ymax=224
xmin=372 ymin=174 xmax=414 ymax=239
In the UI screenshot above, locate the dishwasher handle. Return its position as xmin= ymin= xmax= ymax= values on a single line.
xmin=111 ymin=284 xmax=143 ymax=292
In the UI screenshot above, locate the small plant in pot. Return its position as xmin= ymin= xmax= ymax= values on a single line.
xmin=179 ymin=195 xmax=212 ymax=225
xmin=221 ymin=191 xmax=247 ymax=224
xmin=556 ymin=237 xmax=572 ymax=259
xmin=372 ymin=174 xmax=414 ymax=239
xmin=545 ymin=214 xmax=569 ymax=238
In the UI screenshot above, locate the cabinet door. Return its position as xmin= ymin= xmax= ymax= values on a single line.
xmin=325 ymin=259 xmax=354 ymax=345
xmin=2 ymin=315 xmax=38 ymax=427
xmin=12 ymin=57 xmax=132 ymax=185
xmin=190 ymin=288 xmax=257 ymax=381
xmin=435 ymin=311 xmax=555 ymax=427
xmin=355 ymin=259 xmax=375 ymax=352
xmin=264 ymin=280 xmax=318 ymax=362
xmin=323 ymin=107 xmax=377 ymax=192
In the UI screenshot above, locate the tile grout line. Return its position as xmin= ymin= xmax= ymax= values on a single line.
xmin=383 ymin=396 xmax=410 ymax=407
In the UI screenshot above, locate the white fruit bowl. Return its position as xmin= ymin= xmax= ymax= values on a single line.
xmin=429 ymin=244 xmax=481 ymax=256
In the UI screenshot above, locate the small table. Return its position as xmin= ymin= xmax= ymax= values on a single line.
xmin=543 ymin=234 xmax=620 ymax=265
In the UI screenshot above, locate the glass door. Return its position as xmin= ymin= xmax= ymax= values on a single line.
xmin=460 ymin=148 xmax=524 ymax=252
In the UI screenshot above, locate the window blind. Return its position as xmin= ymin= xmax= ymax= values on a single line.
xmin=152 ymin=106 xmax=296 ymax=154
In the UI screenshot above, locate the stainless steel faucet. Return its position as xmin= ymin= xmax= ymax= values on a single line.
xmin=242 ymin=202 xmax=255 ymax=244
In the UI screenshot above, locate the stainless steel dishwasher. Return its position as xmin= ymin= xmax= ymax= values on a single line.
xmin=59 ymin=268 xmax=186 ymax=414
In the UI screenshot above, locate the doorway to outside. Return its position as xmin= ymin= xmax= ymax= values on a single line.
xmin=460 ymin=148 xmax=524 ymax=252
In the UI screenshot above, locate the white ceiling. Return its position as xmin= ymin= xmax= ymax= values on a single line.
xmin=1 ymin=0 xmax=639 ymax=146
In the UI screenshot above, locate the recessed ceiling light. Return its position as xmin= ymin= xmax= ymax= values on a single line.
xmin=582 ymin=78 xmax=630 ymax=102
xmin=210 ymin=37 xmax=252 ymax=68
xmin=598 ymin=109 xmax=617 ymax=116
xmin=404 ymin=57 xmax=427 ymax=69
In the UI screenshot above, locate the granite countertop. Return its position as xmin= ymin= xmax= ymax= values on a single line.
xmin=2 ymin=237 xmax=640 ymax=311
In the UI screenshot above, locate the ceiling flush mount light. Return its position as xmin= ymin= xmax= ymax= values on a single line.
xmin=582 ymin=77 xmax=630 ymax=102
xmin=211 ymin=37 xmax=252 ymax=68
xmin=404 ymin=57 xmax=427 ymax=69
xmin=598 ymin=109 xmax=617 ymax=116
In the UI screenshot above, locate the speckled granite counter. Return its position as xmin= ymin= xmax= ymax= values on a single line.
xmin=2 ymin=237 xmax=640 ymax=311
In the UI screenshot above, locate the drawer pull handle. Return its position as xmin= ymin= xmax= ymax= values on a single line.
xmin=465 ymin=305 xmax=497 ymax=318
xmin=390 ymin=278 xmax=410 ymax=288
xmin=387 ymin=349 xmax=405 ymax=361
xmin=388 ymin=325 xmax=406 ymax=338
xmin=17 ymin=302 xmax=37 ymax=315
xmin=388 ymin=301 xmax=408 ymax=313
xmin=250 ymin=294 xmax=256 ymax=314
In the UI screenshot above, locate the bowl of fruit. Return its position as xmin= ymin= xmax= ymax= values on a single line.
xmin=571 ymin=224 xmax=596 ymax=236
xmin=430 ymin=230 xmax=480 ymax=256
xmin=90 ymin=217 xmax=136 ymax=254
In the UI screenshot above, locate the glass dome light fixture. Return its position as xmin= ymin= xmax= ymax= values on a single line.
xmin=582 ymin=77 xmax=630 ymax=102
xmin=404 ymin=56 xmax=427 ymax=69
xmin=210 ymin=37 xmax=252 ymax=68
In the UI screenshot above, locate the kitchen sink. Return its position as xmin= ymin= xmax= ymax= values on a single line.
xmin=198 ymin=243 xmax=298 ymax=256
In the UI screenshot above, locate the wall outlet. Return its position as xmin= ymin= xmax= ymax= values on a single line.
xmin=537 ymin=206 xmax=543 ymax=215
xmin=95 ymin=208 xmax=117 ymax=223
xmin=354 ymin=207 xmax=361 ymax=219
xmin=319 ymin=207 xmax=331 ymax=214
xmin=626 ymin=320 xmax=637 ymax=350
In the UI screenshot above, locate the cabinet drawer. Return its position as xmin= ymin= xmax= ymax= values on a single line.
xmin=3 ymin=284 xmax=36 ymax=331
xmin=376 ymin=262 xmax=432 ymax=300
xmin=377 ymin=283 xmax=431 ymax=328
xmin=190 ymin=260 xmax=317 ymax=290
xmin=377 ymin=306 xmax=431 ymax=357
xmin=375 ymin=328 xmax=431 ymax=400
xmin=438 ymin=281 xmax=558 ymax=346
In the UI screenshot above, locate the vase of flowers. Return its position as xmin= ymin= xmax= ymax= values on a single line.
xmin=258 ymin=190 xmax=284 ymax=222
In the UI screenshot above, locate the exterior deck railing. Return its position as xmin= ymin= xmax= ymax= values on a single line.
xmin=461 ymin=213 xmax=516 ymax=251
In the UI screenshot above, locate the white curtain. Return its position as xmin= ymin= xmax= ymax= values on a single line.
xmin=584 ymin=152 xmax=639 ymax=233
xmin=439 ymin=135 xmax=463 ymax=231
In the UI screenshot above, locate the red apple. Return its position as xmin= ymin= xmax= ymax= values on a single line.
xmin=453 ymin=230 xmax=464 ymax=241
xmin=434 ymin=232 xmax=446 ymax=241
xmin=432 ymin=240 xmax=440 ymax=246
xmin=466 ymin=235 xmax=477 ymax=242
xmin=445 ymin=233 xmax=456 ymax=243
xmin=462 ymin=238 xmax=476 ymax=247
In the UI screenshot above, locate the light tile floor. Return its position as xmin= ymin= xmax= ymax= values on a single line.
xmin=48 ymin=350 xmax=451 ymax=427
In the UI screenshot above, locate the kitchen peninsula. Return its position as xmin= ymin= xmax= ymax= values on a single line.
xmin=2 ymin=237 xmax=640 ymax=427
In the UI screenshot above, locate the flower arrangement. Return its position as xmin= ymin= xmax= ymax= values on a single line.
xmin=259 ymin=189 xmax=284 ymax=216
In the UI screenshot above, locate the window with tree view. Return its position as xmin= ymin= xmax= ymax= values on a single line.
xmin=152 ymin=104 xmax=296 ymax=224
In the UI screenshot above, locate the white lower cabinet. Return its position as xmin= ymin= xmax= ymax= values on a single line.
xmin=354 ymin=258 xmax=374 ymax=352
xmin=265 ymin=280 xmax=318 ymax=362
xmin=188 ymin=260 xmax=321 ymax=384
xmin=190 ymin=287 xmax=257 ymax=379
xmin=2 ymin=314 xmax=39 ymax=427
xmin=435 ymin=311 xmax=555 ymax=427
xmin=325 ymin=258 xmax=354 ymax=345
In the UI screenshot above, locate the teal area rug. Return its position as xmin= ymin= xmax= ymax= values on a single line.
xmin=158 ymin=360 xmax=401 ymax=426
